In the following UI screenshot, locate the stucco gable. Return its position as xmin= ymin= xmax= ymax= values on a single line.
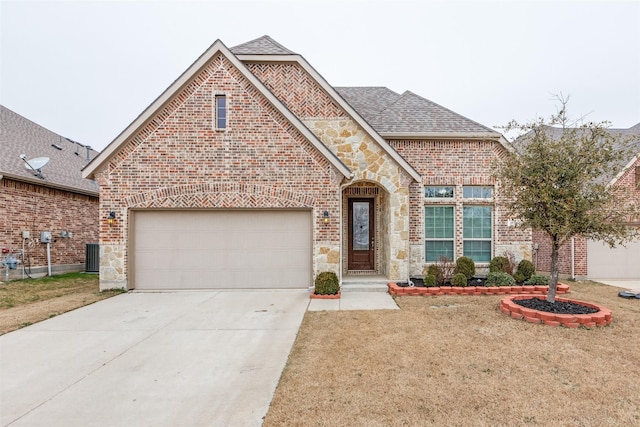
xmin=83 ymin=40 xmax=351 ymax=180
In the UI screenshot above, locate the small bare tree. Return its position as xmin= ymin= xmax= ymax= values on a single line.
xmin=493 ymin=96 xmax=639 ymax=302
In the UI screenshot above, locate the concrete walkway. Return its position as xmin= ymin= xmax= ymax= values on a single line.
xmin=307 ymin=291 xmax=399 ymax=311
xmin=1 ymin=290 xmax=309 ymax=427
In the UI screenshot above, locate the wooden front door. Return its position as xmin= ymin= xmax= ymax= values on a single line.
xmin=348 ymin=198 xmax=375 ymax=270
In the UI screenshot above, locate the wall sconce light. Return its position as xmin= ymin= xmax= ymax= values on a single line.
xmin=107 ymin=211 xmax=116 ymax=225
xmin=323 ymin=210 xmax=329 ymax=224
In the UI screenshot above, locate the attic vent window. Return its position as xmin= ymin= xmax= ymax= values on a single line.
xmin=215 ymin=94 xmax=227 ymax=129
xmin=51 ymin=143 xmax=63 ymax=150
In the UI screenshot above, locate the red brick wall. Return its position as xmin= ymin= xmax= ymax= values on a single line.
xmin=392 ymin=140 xmax=532 ymax=260
xmin=0 ymin=178 xmax=98 ymax=273
xmin=532 ymin=230 xmax=587 ymax=276
xmin=95 ymin=53 xmax=343 ymax=281
xmin=532 ymin=156 xmax=640 ymax=277
xmin=245 ymin=62 xmax=347 ymax=119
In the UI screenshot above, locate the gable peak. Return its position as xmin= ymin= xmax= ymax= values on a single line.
xmin=230 ymin=35 xmax=297 ymax=55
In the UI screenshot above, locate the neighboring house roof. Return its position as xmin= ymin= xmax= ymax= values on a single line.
xmin=335 ymin=87 xmax=499 ymax=137
xmin=230 ymin=35 xmax=297 ymax=55
xmin=83 ymin=40 xmax=352 ymax=180
xmin=0 ymin=105 xmax=99 ymax=196
xmin=516 ymin=123 xmax=640 ymax=186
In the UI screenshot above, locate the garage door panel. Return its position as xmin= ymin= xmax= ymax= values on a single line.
xmin=133 ymin=210 xmax=311 ymax=290
xmin=587 ymin=237 xmax=640 ymax=279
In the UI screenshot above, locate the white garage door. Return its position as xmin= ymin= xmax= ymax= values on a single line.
xmin=587 ymin=237 xmax=640 ymax=279
xmin=132 ymin=210 xmax=312 ymax=290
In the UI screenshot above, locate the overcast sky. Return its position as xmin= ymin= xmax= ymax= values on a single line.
xmin=2 ymin=0 xmax=639 ymax=151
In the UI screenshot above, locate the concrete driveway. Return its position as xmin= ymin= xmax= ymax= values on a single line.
xmin=1 ymin=290 xmax=309 ymax=427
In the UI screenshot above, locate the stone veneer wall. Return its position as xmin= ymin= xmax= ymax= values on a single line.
xmin=248 ymin=61 xmax=413 ymax=280
xmin=304 ymin=119 xmax=411 ymax=281
xmin=0 ymin=178 xmax=98 ymax=277
xmin=391 ymin=140 xmax=533 ymax=276
xmin=94 ymin=53 xmax=344 ymax=290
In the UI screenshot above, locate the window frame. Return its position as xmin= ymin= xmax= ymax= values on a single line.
xmin=462 ymin=186 xmax=493 ymax=200
xmin=425 ymin=186 xmax=455 ymax=199
xmin=424 ymin=205 xmax=455 ymax=262
xmin=462 ymin=205 xmax=493 ymax=262
xmin=214 ymin=94 xmax=227 ymax=130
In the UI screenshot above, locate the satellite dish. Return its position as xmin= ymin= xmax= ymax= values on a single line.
xmin=24 ymin=157 xmax=50 ymax=171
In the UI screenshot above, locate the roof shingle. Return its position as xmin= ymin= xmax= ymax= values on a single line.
xmin=231 ymin=35 xmax=297 ymax=55
xmin=336 ymin=87 xmax=497 ymax=135
xmin=0 ymin=105 xmax=99 ymax=195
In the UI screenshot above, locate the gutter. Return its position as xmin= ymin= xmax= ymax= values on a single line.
xmin=0 ymin=172 xmax=99 ymax=197
xmin=380 ymin=132 xmax=503 ymax=140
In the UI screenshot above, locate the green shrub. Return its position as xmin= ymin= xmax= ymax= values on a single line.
xmin=513 ymin=272 xmax=525 ymax=283
xmin=516 ymin=259 xmax=536 ymax=281
xmin=426 ymin=264 xmax=444 ymax=285
xmin=454 ymin=256 xmax=475 ymax=280
xmin=489 ymin=256 xmax=511 ymax=273
xmin=524 ymin=274 xmax=549 ymax=286
xmin=314 ymin=271 xmax=340 ymax=295
xmin=424 ymin=274 xmax=437 ymax=287
xmin=486 ymin=271 xmax=516 ymax=287
xmin=452 ymin=273 xmax=468 ymax=287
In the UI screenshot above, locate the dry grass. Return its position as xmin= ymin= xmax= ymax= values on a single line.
xmin=0 ymin=273 xmax=123 ymax=334
xmin=265 ymin=281 xmax=640 ymax=426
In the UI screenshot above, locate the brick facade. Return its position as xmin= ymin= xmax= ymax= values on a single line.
xmin=532 ymin=156 xmax=640 ymax=278
xmin=392 ymin=140 xmax=533 ymax=275
xmin=94 ymin=53 xmax=344 ymax=289
xmin=0 ymin=178 xmax=98 ymax=278
xmin=89 ymin=41 xmax=534 ymax=290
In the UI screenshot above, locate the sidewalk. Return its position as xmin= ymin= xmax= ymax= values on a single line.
xmin=308 ymin=291 xmax=398 ymax=311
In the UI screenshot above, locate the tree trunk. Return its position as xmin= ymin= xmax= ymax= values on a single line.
xmin=548 ymin=239 xmax=560 ymax=303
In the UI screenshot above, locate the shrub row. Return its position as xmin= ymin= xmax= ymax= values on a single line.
xmin=424 ymin=256 xmax=548 ymax=287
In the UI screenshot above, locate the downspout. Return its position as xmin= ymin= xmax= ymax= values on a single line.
xmin=338 ymin=174 xmax=356 ymax=286
xmin=571 ymin=237 xmax=575 ymax=280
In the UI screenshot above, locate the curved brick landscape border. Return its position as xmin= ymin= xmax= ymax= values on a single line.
xmin=500 ymin=295 xmax=613 ymax=327
xmin=310 ymin=291 xmax=341 ymax=299
xmin=387 ymin=282 xmax=570 ymax=297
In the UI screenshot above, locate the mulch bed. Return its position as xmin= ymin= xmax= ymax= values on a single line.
xmin=514 ymin=297 xmax=598 ymax=314
xmin=398 ymin=277 xmax=487 ymax=287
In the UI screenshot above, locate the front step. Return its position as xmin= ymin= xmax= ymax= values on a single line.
xmin=341 ymin=276 xmax=390 ymax=293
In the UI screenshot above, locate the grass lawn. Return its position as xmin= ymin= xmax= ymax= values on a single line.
xmin=0 ymin=273 xmax=123 ymax=334
xmin=265 ymin=281 xmax=640 ymax=426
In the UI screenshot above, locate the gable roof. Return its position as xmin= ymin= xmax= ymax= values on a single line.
xmin=336 ymin=87 xmax=500 ymax=137
xmin=230 ymin=35 xmax=297 ymax=55
xmin=235 ymin=45 xmax=423 ymax=182
xmin=516 ymin=124 xmax=640 ymax=186
xmin=0 ymin=105 xmax=99 ymax=196
xmin=83 ymin=40 xmax=351 ymax=180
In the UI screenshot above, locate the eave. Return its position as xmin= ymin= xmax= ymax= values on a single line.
xmin=0 ymin=172 xmax=99 ymax=197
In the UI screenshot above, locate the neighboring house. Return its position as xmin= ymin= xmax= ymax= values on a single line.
xmin=82 ymin=35 xmax=530 ymax=291
xmin=0 ymin=105 xmax=99 ymax=279
xmin=533 ymin=124 xmax=640 ymax=280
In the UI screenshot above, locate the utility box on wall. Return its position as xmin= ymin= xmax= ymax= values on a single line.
xmin=40 ymin=231 xmax=52 ymax=243
xmin=86 ymin=243 xmax=99 ymax=273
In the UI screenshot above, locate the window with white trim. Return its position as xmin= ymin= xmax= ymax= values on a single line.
xmin=215 ymin=94 xmax=227 ymax=129
xmin=425 ymin=206 xmax=454 ymax=262
xmin=463 ymin=206 xmax=492 ymax=262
